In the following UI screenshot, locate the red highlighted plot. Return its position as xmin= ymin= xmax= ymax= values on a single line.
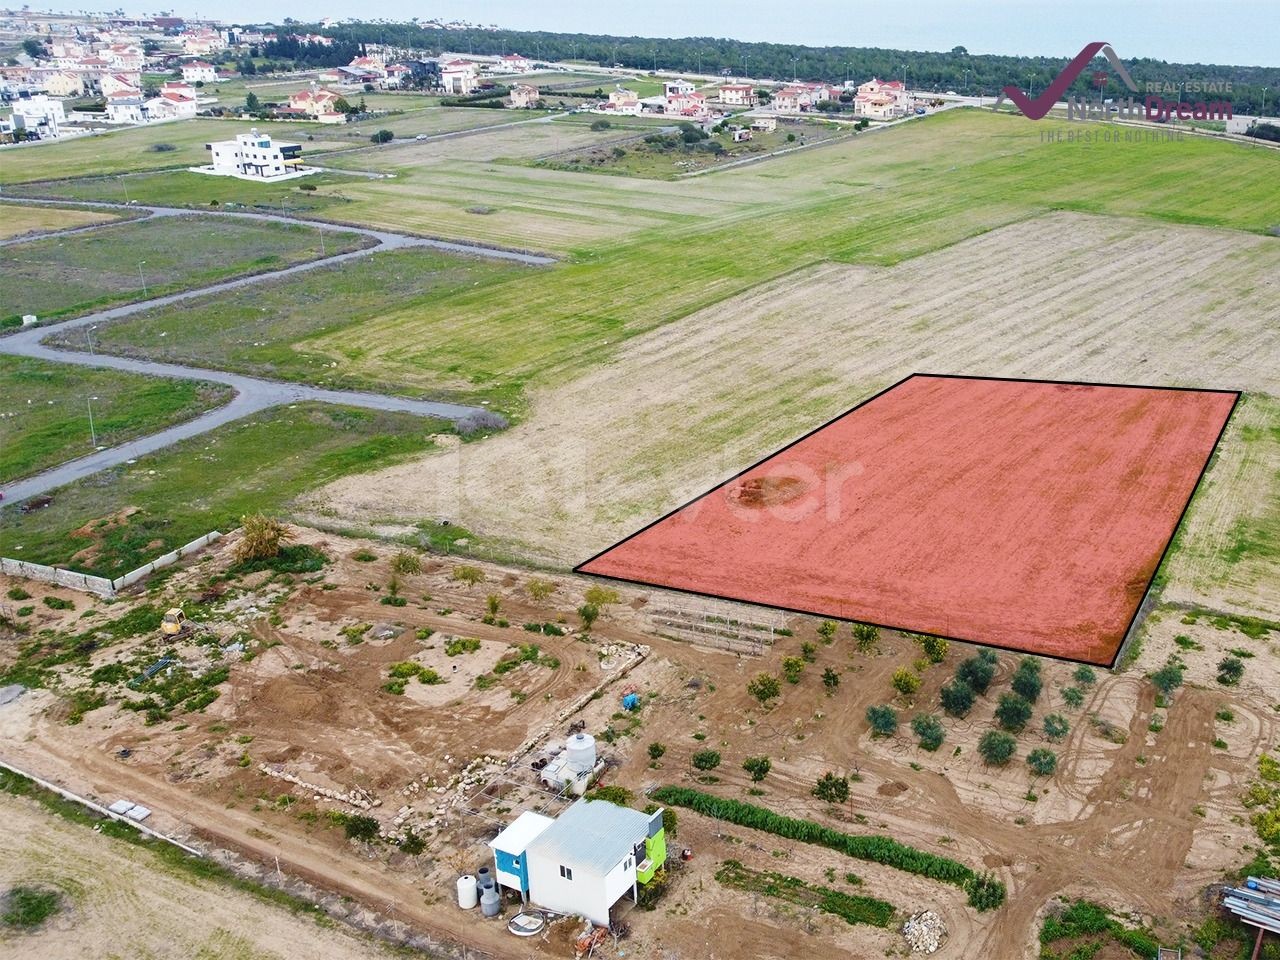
xmin=577 ymin=375 xmax=1238 ymax=666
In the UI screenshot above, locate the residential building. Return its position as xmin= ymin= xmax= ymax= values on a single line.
xmin=197 ymin=129 xmax=313 ymax=181
xmin=853 ymin=77 xmax=908 ymax=119
xmin=36 ymin=70 xmax=84 ymax=97
xmin=663 ymin=78 xmax=695 ymax=97
xmin=383 ymin=63 xmax=412 ymax=88
xmin=772 ymin=85 xmax=813 ymax=112
xmin=147 ymin=86 xmax=197 ymax=120
xmin=732 ymin=127 xmax=752 ymax=141
xmin=287 ymin=86 xmax=347 ymax=122
xmin=508 ymin=83 xmax=540 ymax=108
xmin=182 ymin=60 xmax=218 ymax=83
xmin=496 ymin=53 xmax=532 ymax=73
xmin=666 ymin=90 xmax=709 ymax=118
xmin=7 ymin=94 xmax=66 ymax=138
xmin=488 ymin=811 xmax=554 ymax=902
xmin=751 ymin=116 xmax=777 ymax=132
xmin=440 ymin=59 xmax=478 ymax=95
xmin=718 ymin=83 xmax=757 ymax=106
xmin=100 ymin=72 xmax=142 ymax=97
xmin=180 ymin=30 xmax=225 ymax=56
xmin=105 ymin=92 xmax=148 ymax=124
xmin=347 ymin=55 xmax=387 ymax=80
xmin=524 ymin=799 xmax=667 ymax=927
xmin=603 ymin=87 xmax=641 ymax=115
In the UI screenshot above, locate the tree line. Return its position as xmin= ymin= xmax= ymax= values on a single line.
xmin=272 ymin=21 xmax=1278 ymax=114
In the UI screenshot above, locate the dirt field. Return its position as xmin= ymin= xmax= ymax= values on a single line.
xmin=2 ymin=525 xmax=1275 ymax=959
xmin=310 ymin=212 xmax=1280 ymax=582
xmin=0 ymin=794 xmax=397 ymax=960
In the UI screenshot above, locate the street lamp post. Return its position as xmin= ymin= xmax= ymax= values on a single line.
xmin=84 ymin=324 xmax=96 ymax=355
xmin=87 ymin=396 xmax=99 ymax=447
xmin=138 ymin=261 xmax=147 ymax=296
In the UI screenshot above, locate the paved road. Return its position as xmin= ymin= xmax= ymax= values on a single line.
xmin=0 ymin=199 xmax=551 ymax=507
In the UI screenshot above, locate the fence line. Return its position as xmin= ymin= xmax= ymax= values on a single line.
xmin=0 ymin=756 xmax=205 ymax=857
xmin=1 ymin=530 xmax=221 ymax=598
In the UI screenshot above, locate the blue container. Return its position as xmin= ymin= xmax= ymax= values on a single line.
xmin=622 ymin=693 xmax=640 ymax=711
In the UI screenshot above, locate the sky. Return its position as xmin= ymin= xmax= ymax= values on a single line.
xmin=104 ymin=1 xmax=1280 ymax=66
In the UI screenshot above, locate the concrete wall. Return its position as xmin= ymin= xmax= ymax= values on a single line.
xmin=1 ymin=530 xmax=221 ymax=599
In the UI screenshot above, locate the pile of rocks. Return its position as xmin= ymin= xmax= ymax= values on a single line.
xmin=902 ymin=911 xmax=946 ymax=954
xmin=257 ymin=764 xmax=380 ymax=810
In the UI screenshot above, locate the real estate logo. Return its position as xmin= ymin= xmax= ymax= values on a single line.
xmin=994 ymin=41 xmax=1232 ymax=123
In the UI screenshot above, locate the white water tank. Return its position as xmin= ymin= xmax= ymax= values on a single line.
xmin=457 ymin=874 xmax=478 ymax=909
xmin=565 ymin=732 xmax=597 ymax=773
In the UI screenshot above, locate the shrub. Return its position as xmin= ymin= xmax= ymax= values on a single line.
xmin=344 ymin=814 xmax=380 ymax=842
xmin=584 ymin=585 xmax=621 ymax=607
xmin=389 ymin=551 xmax=422 ymax=575
xmin=911 ymin=714 xmax=945 ymax=751
xmin=648 ymin=742 xmax=666 ymax=760
xmin=940 ymin=680 xmax=975 ymax=717
xmin=586 ymin=785 xmax=633 ymax=806
xmin=370 ymin=128 xmax=394 ymax=143
xmin=6 ymin=587 xmax=31 ymax=601
xmin=1027 ymin=747 xmax=1057 ymax=776
xmin=743 ymin=756 xmax=772 ymax=782
xmin=891 ymin=667 xmax=921 ymax=697
xmin=1217 ymin=656 xmax=1245 ymax=686
xmin=590 ymin=118 xmax=611 ymax=130
xmin=995 ymin=693 xmax=1032 ymax=733
xmin=1073 ymin=665 xmax=1096 ymax=686
xmin=715 ymin=860 xmax=894 ymax=927
xmin=917 ymin=634 xmax=949 ymax=663
xmin=525 ymin=578 xmax=555 ymax=602
xmin=978 ymin=730 xmax=1017 ymax=766
xmin=822 ymin=667 xmax=840 ymax=694
xmin=444 ymin=636 xmax=481 ymax=656
xmin=1043 ymin=713 xmax=1069 ymax=742
xmin=747 ymin=672 xmax=781 ymax=706
xmin=866 ymin=704 xmax=898 ymax=737
xmin=966 ymin=872 xmax=1006 ymax=912
xmin=577 ymin=603 xmax=600 ymax=631
xmin=1149 ymin=659 xmax=1185 ymax=696
xmin=817 ymin=620 xmax=837 ymax=643
xmin=42 ymin=596 xmax=73 ymax=610
xmin=451 ymin=565 xmax=484 ymax=587
xmin=1010 ymin=658 xmax=1042 ymax=702
xmin=1061 ymin=686 xmax=1085 ymax=708
xmin=852 ymin=623 xmax=878 ymax=652
xmin=399 ymin=829 xmax=426 ymax=856
xmin=235 ymin=513 xmax=293 ymax=563
xmin=782 ymin=656 xmax=805 ymax=684
xmin=956 ymin=653 xmax=996 ymax=694
xmin=651 ymin=787 xmax=984 ymax=893
xmin=813 ymin=772 xmax=850 ymax=804
xmin=692 ymin=750 xmax=722 ymax=771
xmin=801 ymin=641 xmax=817 ymax=663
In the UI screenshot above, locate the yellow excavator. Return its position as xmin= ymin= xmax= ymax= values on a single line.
xmin=160 ymin=608 xmax=202 ymax=637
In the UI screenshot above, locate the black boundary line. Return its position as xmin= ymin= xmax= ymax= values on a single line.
xmin=574 ymin=373 xmax=1243 ymax=669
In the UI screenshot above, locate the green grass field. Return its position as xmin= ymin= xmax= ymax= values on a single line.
xmin=0 ymin=120 xmax=354 ymax=185
xmin=51 ymin=248 xmax=533 ymax=404
xmin=0 ymin=215 xmax=370 ymax=327
xmin=220 ymin=110 xmax=1280 ymax=417
xmin=0 ymin=403 xmax=444 ymax=577
xmin=0 ymin=357 xmax=232 ymax=484
xmin=0 ymin=204 xmax=128 ymax=240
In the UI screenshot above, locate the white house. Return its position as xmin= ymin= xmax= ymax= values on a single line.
xmin=195 ymin=129 xmax=315 ymax=181
xmin=751 ymin=116 xmax=777 ymax=132
xmin=496 ymin=53 xmax=532 ymax=73
xmin=524 ymin=799 xmax=667 ymax=927
xmin=666 ymin=90 xmax=709 ymax=118
xmin=440 ymin=59 xmax=477 ymax=95
xmin=180 ymin=30 xmax=225 ymax=56
xmin=182 ymin=60 xmax=218 ymax=84
xmin=7 ymin=95 xmax=66 ymax=138
xmin=105 ymin=92 xmax=148 ymax=124
xmin=146 ymin=87 xmax=197 ymax=120
xmin=663 ymin=78 xmax=695 ymax=97
xmin=488 ymin=811 xmax=554 ymax=902
xmin=718 ymin=83 xmax=757 ymax=106
xmin=100 ymin=72 xmax=142 ymax=97
xmin=772 ymin=85 xmax=813 ymax=112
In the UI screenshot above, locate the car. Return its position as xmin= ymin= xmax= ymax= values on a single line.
xmin=415 ymin=133 xmax=428 ymax=139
